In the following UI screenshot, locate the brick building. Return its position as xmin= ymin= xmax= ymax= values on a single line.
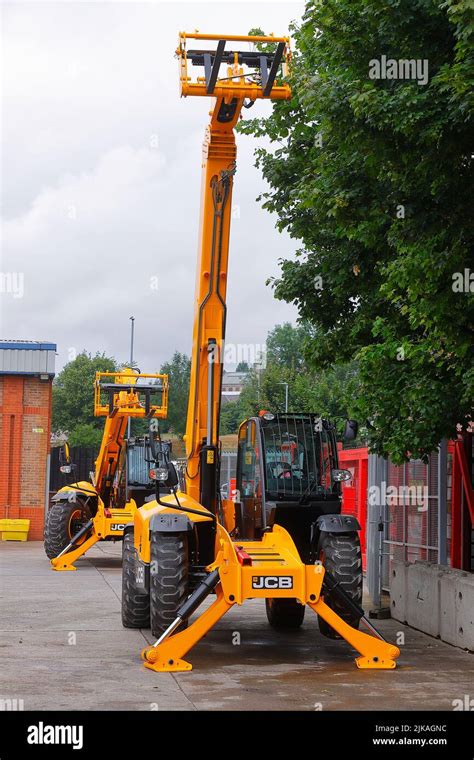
xmin=0 ymin=341 xmax=56 ymax=540
xmin=221 ymin=371 xmax=248 ymax=404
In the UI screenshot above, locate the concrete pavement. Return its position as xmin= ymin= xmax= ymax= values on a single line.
xmin=1 ymin=541 xmax=473 ymax=711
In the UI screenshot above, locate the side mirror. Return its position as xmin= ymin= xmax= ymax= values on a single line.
xmin=150 ymin=461 xmax=178 ymax=489
xmin=59 ymin=443 xmax=75 ymax=474
xmin=59 ymin=442 xmax=71 ymax=466
xmin=166 ymin=461 xmax=179 ymax=488
xmin=343 ymin=419 xmax=359 ymax=441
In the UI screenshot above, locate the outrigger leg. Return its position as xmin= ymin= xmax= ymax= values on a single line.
xmin=310 ymin=598 xmax=399 ymax=669
xmin=142 ymin=569 xmax=232 ymax=672
xmin=311 ymin=569 xmax=399 ymax=669
xmin=51 ymin=519 xmax=99 ymax=571
xmin=141 ymin=564 xmax=399 ymax=673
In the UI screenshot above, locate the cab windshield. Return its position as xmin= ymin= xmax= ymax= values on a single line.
xmin=262 ymin=415 xmax=336 ymax=499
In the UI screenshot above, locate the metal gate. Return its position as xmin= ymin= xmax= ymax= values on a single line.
xmin=382 ymin=453 xmax=440 ymax=590
xmin=366 ymin=446 xmax=448 ymax=605
xmin=49 ymin=445 xmax=98 ymax=493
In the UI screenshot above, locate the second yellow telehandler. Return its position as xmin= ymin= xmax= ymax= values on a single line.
xmin=44 ymin=368 xmax=168 ymax=571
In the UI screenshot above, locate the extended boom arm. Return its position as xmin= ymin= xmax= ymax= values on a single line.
xmin=178 ymin=33 xmax=291 ymax=510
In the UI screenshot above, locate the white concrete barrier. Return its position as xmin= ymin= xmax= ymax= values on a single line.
xmin=406 ymin=561 xmax=441 ymax=638
xmin=390 ymin=561 xmax=474 ymax=652
xmin=439 ymin=569 xmax=458 ymax=647
xmin=390 ymin=561 xmax=409 ymax=623
xmin=454 ymin=573 xmax=474 ymax=651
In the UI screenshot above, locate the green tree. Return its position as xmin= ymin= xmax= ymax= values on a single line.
xmin=241 ymin=4 xmax=474 ymax=461
xmin=248 ymin=27 xmax=277 ymax=53
xmin=68 ymin=423 xmax=104 ymax=449
xmin=293 ymin=362 xmax=360 ymax=422
xmin=240 ymin=362 xmax=293 ymax=413
xmin=237 ymin=323 xmax=357 ymax=426
xmin=220 ymin=399 xmax=247 ymax=435
xmin=235 ymin=361 xmax=250 ymax=372
xmin=52 ymin=352 xmax=117 ymax=445
xmin=159 ymin=352 xmax=191 ymax=437
xmin=266 ymin=321 xmax=312 ymax=370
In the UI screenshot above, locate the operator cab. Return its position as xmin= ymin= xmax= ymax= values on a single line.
xmin=114 ymin=436 xmax=173 ymax=509
xmin=234 ymin=413 xmax=354 ymax=560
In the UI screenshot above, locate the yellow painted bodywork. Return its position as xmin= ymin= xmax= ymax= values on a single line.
xmin=177 ymin=32 xmax=291 ymax=101
xmin=93 ymin=370 xmax=168 ymax=492
xmin=49 ymin=369 xmax=168 ymax=571
xmin=136 ymin=33 xmax=400 ymax=674
xmin=177 ymin=34 xmax=291 ymax=501
xmin=142 ymin=524 xmax=400 ymax=672
xmin=50 ymin=482 xmax=138 ymax=571
xmin=181 ymin=102 xmax=238 ymax=500
xmin=133 ymin=491 xmax=213 ymax=563
xmin=93 ymin=370 xmax=168 ymax=419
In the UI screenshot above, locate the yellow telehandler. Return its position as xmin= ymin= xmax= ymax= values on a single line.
xmin=44 ymin=369 xmax=168 ymax=571
xmin=122 ymin=32 xmax=400 ymax=673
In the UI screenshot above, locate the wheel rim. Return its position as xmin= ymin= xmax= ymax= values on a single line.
xmin=68 ymin=509 xmax=87 ymax=544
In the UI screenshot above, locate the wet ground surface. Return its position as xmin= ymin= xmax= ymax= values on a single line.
xmin=1 ymin=541 xmax=473 ymax=711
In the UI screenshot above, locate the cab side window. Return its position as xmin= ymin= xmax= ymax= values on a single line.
xmin=236 ymin=420 xmax=263 ymax=539
xmin=236 ymin=421 xmax=261 ymax=499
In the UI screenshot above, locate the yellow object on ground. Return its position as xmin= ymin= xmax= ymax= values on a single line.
xmin=0 ymin=519 xmax=30 ymax=541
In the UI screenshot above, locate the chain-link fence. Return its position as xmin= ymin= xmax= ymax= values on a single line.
xmin=367 ymin=447 xmax=448 ymax=604
xmin=382 ymin=452 xmax=440 ymax=590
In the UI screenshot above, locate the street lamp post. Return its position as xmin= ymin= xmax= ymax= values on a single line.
xmin=127 ymin=316 xmax=135 ymax=438
xmin=278 ymin=382 xmax=289 ymax=413
xmin=129 ymin=316 xmax=135 ymax=369
xmin=254 ymin=355 xmax=263 ymax=403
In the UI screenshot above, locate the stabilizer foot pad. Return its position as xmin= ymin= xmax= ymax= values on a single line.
xmin=51 ymin=562 xmax=77 ymax=571
xmin=356 ymin=656 xmax=398 ymax=669
xmin=144 ymin=658 xmax=192 ymax=672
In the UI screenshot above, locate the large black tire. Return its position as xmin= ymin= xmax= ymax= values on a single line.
xmin=150 ymin=532 xmax=189 ymax=638
xmin=121 ymin=531 xmax=150 ymax=629
xmin=44 ymin=500 xmax=92 ymax=559
xmin=317 ymin=532 xmax=363 ymax=639
xmin=265 ymin=598 xmax=305 ymax=630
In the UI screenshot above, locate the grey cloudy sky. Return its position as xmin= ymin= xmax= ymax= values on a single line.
xmin=1 ymin=1 xmax=304 ymax=373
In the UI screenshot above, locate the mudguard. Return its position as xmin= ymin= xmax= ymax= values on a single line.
xmin=149 ymin=512 xmax=194 ymax=533
xmin=51 ymin=481 xmax=98 ymax=503
xmin=316 ymin=514 xmax=360 ymax=533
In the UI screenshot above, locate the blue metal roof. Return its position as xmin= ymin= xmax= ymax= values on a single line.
xmin=0 ymin=340 xmax=56 ymax=351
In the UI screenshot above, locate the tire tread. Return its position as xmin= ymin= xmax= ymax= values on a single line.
xmin=318 ymin=532 xmax=363 ymax=639
xmin=122 ymin=531 xmax=150 ymax=628
xmin=150 ymin=532 xmax=188 ymax=637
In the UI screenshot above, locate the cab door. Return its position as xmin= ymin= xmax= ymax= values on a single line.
xmin=235 ymin=419 xmax=264 ymax=538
